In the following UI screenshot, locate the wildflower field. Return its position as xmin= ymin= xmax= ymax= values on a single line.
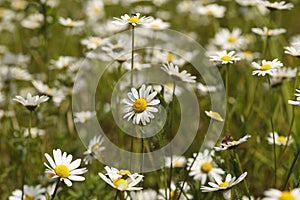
xmin=1 ymin=0 xmax=300 ymax=199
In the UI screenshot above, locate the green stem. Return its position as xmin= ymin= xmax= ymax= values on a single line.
xmin=50 ymin=178 xmax=60 ymax=200
xmin=281 ymin=147 xmax=300 ymax=190
xmin=130 ymin=25 xmax=135 ymax=86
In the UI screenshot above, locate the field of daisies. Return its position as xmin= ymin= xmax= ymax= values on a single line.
xmin=1 ymin=0 xmax=300 ymax=199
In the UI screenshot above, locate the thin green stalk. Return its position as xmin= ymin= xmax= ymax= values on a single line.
xmin=50 ymin=178 xmax=60 ymax=200
xmin=130 ymin=25 xmax=135 ymax=86
xmin=281 ymin=147 xmax=300 ymax=190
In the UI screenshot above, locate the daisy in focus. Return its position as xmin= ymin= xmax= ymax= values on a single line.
xmin=13 ymin=92 xmax=49 ymax=111
xmin=205 ymin=110 xmax=224 ymax=122
xmin=267 ymin=132 xmax=293 ymax=146
xmin=165 ymin=155 xmax=186 ymax=168
xmin=214 ymin=135 xmax=251 ymax=151
xmin=201 ymin=172 xmax=248 ymax=200
xmin=113 ymin=13 xmax=153 ymax=26
xmin=251 ymin=59 xmax=283 ymax=76
xmin=187 ymin=149 xmax=225 ymax=185
xmin=161 ymin=62 xmax=196 ymax=83
xmin=73 ymin=111 xmax=96 ymax=123
xmin=83 ymin=135 xmax=106 ymax=165
xmin=123 ymin=84 xmax=160 ymax=125
xmin=44 ymin=149 xmax=87 ymax=187
xmin=9 ymin=184 xmax=46 ymax=200
xmin=209 ymin=50 xmax=241 ymax=64
xmin=98 ymin=166 xmax=143 ymax=191
xmin=288 ymin=88 xmax=300 ymax=106
xmin=262 ymin=188 xmax=300 ymax=200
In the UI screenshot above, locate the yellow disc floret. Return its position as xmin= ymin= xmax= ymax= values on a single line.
xmin=279 ymin=191 xmax=295 ymax=200
xmin=133 ymin=98 xmax=147 ymax=113
xmin=54 ymin=165 xmax=70 ymax=178
xmin=201 ymin=162 xmax=213 ymax=173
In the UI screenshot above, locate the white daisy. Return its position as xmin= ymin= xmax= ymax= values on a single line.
xmin=58 ymin=17 xmax=85 ymax=28
xmin=209 ymin=50 xmax=241 ymax=64
xmin=252 ymin=27 xmax=286 ymax=37
xmin=9 ymin=184 xmax=46 ymax=200
xmin=44 ymin=149 xmax=87 ymax=187
xmin=161 ymin=62 xmax=196 ymax=83
xmin=267 ymin=132 xmax=293 ymax=146
xmin=205 ymin=110 xmax=224 ymax=122
xmin=259 ymin=0 xmax=294 ymax=10
xmin=123 ymin=84 xmax=160 ymax=125
xmin=213 ymin=28 xmax=248 ymax=50
xmin=201 ymin=172 xmax=248 ymax=199
xmin=142 ymin=18 xmax=170 ymax=30
xmin=165 ymin=155 xmax=186 ymax=168
xmin=73 ymin=111 xmax=96 ymax=123
xmin=113 ymin=13 xmax=153 ymax=26
xmin=158 ymin=181 xmax=193 ymax=200
xmin=187 ymin=149 xmax=225 ymax=185
xmin=251 ymin=59 xmax=283 ymax=76
xmin=262 ymin=188 xmax=300 ymax=200
xmin=98 ymin=166 xmax=143 ymax=191
xmin=83 ymin=135 xmax=106 ymax=165
xmin=197 ymin=4 xmax=226 ymax=18
xmin=288 ymin=88 xmax=300 ymax=106
xmin=214 ymin=135 xmax=251 ymax=151
xmin=13 ymin=92 xmax=49 ymax=111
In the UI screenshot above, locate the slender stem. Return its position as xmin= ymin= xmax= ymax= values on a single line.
xmin=225 ymin=64 xmax=230 ymax=133
xmin=281 ymin=147 xmax=300 ymax=190
xmin=51 ymin=178 xmax=60 ymax=200
xmin=130 ymin=25 xmax=135 ymax=86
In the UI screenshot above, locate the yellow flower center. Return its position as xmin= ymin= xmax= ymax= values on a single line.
xmin=118 ymin=170 xmax=131 ymax=176
xmin=113 ymin=178 xmax=128 ymax=190
xmin=133 ymin=98 xmax=147 ymax=113
xmin=279 ymin=191 xmax=295 ymax=200
xmin=25 ymin=195 xmax=34 ymax=200
xmin=221 ymin=55 xmax=232 ymax=62
xmin=201 ymin=162 xmax=213 ymax=173
xmin=260 ymin=64 xmax=272 ymax=71
xmin=128 ymin=17 xmax=140 ymax=24
xmin=167 ymin=53 xmax=174 ymax=62
xmin=278 ymin=136 xmax=287 ymax=143
xmin=228 ymin=36 xmax=237 ymax=43
xmin=219 ymin=181 xmax=229 ymax=188
xmin=54 ymin=165 xmax=70 ymax=178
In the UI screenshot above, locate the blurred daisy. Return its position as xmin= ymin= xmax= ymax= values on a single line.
xmin=113 ymin=13 xmax=153 ymax=26
xmin=251 ymin=59 xmax=283 ymax=76
xmin=197 ymin=4 xmax=226 ymax=18
xmin=142 ymin=18 xmax=170 ymax=30
xmin=9 ymin=184 xmax=46 ymax=200
xmin=209 ymin=50 xmax=241 ymax=64
xmin=165 ymin=155 xmax=186 ymax=168
xmin=73 ymin=111 xmax=96 ymax=123
xmin=267 ymin=132 xmax=293 ymax=146
xmin=201 ymin=172 xmax=248 ymax=200
xmin=205 ymin=110 xmax=224 ymax=122
xmin=288 ymin=88 xmax=300 ymax=106
xmin=284 ymin=44 xmax=300 ymax=57
xmin=252 ymin=27 xmax=286 ymax=37
xmin=158 ymin=181 xmax=192 ymax=200
xmin=262 ymin=188 xmax=300 ymax=200
xmin=213 ymin=28 xmax=248 ymax=50
xmin=81 ymin=36 xmax=108 ymax=50
xmin=187 ymin=149 xmax=225 ymax=185
xmin=214 ymin=135 xmax=251 ymax=151
xmin=83 ymin=135 xmax=106 ymax=165
xmin=98 ymin=166 xmax=143 ymax=191
xmin=44 ymin=149 xmax=87 ymax=187
xmin=58 ymin=17 xmax=85 ymax=28
xmin=13 ymin=93 xmax=49 ymax=111
xmin=161 ymin=62 xmax=196 ymax=83
xmin=259 ymin=0 xmax=294 ymax=10
xmin=123 ymin=84 xmax=160 ymax=125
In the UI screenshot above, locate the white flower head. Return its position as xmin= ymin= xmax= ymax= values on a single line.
xmin=209 ymin=50 xmax=241 ymax=64
xmin=83 ymin=135 xmax=106 ymax=165
xmin=44 ymin=149 xmax=87 ymax=187
xmin=113 ymin=13 xmax=153 ymax=26
xmin=288 ymin=88 xmax=300 ymax=106
xmin=9 ymin=184 xmax=46 ymax=200
xmin=267 ymin=132 xmax=293 ymax=146
xmin=161 ymin=62 xmax=196 ymax=83
xmin=98 ymin=166 xmax=143 ymax=191
xmin=13 ymin=93 xmax=49 ymax=111
xmin=252 ymin=59 xmax=283 ymax=76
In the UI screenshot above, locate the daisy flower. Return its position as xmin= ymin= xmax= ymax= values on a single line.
xmin=83 ymin=135 xmax=106 ymax=165
xmin=123 ymin=84 xmax=160 ymax=125
xmin=197 ymin=4 xmax=226 ymax=18
xmin=165 ymin=155 xmax=186 ymax=168
xmin=252 ymin=27 xmax=286 ymax=37
xmin=98 ymin=166 xmax=143 ymax=191
xmin=251 ymin=59 xmax=283 ymax=76
xmin=9 ymin=184 xmax=46 ymax=200
xmin=13 ymin=92 xmax=49 ymax=111
xmin=262 ymin=188 xmax=300 ymax=200
xmin=205 ymin=110 xmax=224 ymax=122
xmin=44 ymin=149 xmax=87 ymax=187
xmin=213 ymin=28 xmax=248 ymax=50
xmin=259 ymin=0 xmax=294 ymax=10
xmin=158 ymin=181 xmax=193 ymax=200
xmin=187 ymin=149 xmax=225 ymax=185
xmin=288 ymin=88 xmax=300 ymax=106
xmin=161 ymin=62 xmax=196 ymax=83
xmin=214 ymin=135 xmax=251 ymax=151
xmin=58 ymin=17 xmax=85 ymax=28
xmin=142 ymin=18 xmax=170 ymax=30
xmin=113 ymin=13 xmax=153 ymax=26
xmin=201 ymin=172 xmax=248 ymax=200
xmin=267 ymin=132 xmax=293 ymax=146
xmin=73 ymin=111 xmax=96 ymax=123
xmin=209 ymin=50 xmax=241 ymax=64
